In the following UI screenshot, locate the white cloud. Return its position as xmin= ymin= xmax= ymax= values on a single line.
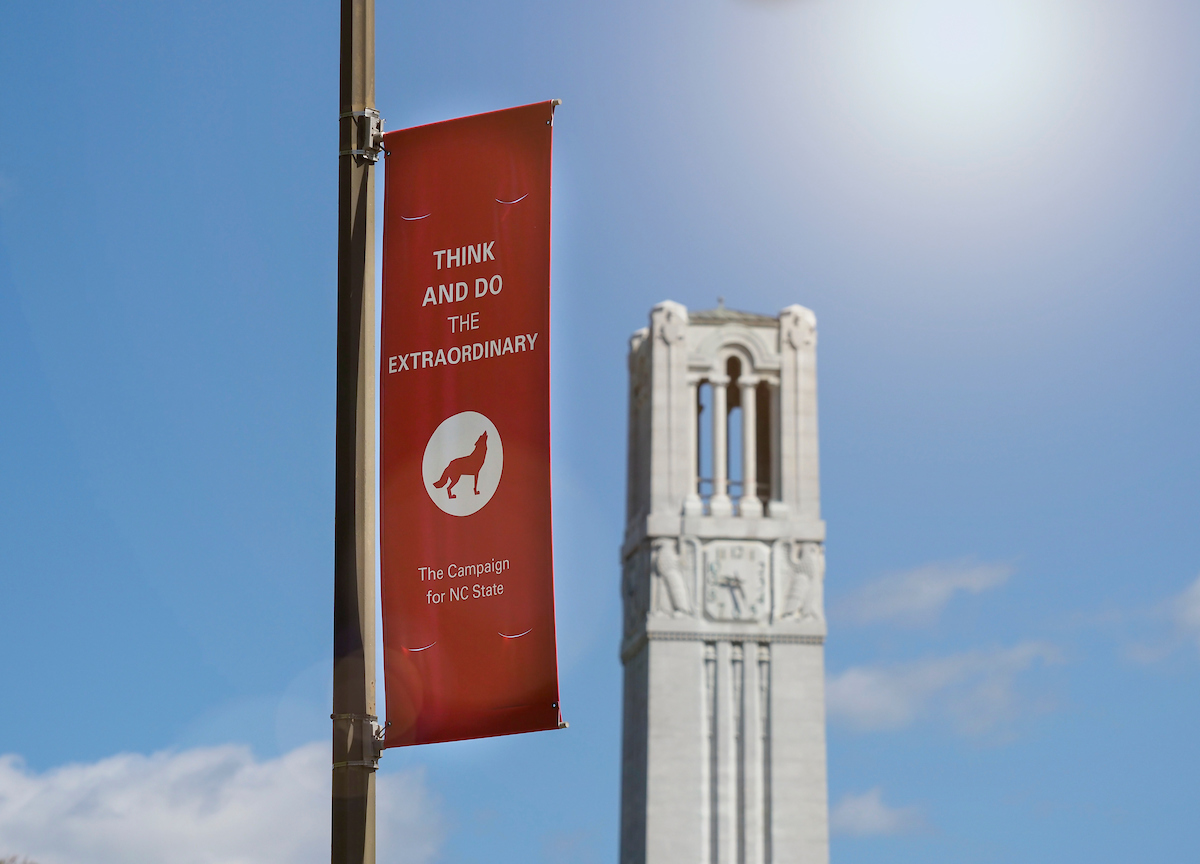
xmin=1172 ymin=575 xmax=1200 ymax=644
xmin=1119 ymin=575 xmax=1200 ymax=662
xmin=0 ymin=743 xmax=441 ymax=864
xmin=827 ymin=642 xmax=1059 ymax=736
xmin=837 ymin=560 xmax=1011 ymax=627
xmin=829 ymin=787 xmax=922 ymax=836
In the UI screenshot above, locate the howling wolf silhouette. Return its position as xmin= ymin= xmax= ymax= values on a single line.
xmin=432 ymin=431 xmax=488 ymax=499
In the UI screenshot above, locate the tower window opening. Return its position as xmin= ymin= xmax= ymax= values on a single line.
xmin=727 ymin=404 xmax=744 ymax=512
xmin=726 ymin=356 xmax=744 ymax=515
xmin=756 ymin=380 xmax=772 ymax=505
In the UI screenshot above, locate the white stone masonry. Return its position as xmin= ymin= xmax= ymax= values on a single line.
xmin=620 ymin=301 xmax=829 ymax=864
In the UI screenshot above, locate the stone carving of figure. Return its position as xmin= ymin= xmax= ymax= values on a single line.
xmin=781 ymin=306 xmax=816 ymax=351
xmin=780 ymin=540 xmax=825 ymax=622
xmin=651 ymin=538 xmax=693 ymax=617
xmin=657 ymin=307 xmax=687 ymax=345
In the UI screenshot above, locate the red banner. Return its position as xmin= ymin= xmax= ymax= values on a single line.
xmin=378 ymin=102 xmax=561 ymax=747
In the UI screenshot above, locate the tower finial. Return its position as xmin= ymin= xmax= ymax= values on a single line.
xmin=717 ymin=296 xmax=725 ymax=309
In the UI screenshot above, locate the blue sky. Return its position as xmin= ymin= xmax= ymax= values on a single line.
xmin=2 ymin=1 xmax=1199 ymax=862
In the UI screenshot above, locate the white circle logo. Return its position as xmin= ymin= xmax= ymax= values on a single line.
xmin=421 ymin=411 xmax=503 ymax=517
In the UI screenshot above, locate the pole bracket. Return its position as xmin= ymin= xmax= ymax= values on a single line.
xmin=339 ymin=108 xmax=385 ymax=163
xmin=330 ymin=712 xmax=386 ymax=770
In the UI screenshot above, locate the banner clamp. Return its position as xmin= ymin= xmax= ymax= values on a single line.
xmin=330 ymin=712 xmax=386 ymax=768
xmin=339 ymin=108 xmax=385 ymax=163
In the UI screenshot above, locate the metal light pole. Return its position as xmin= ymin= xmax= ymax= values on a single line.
xmin=332 ymin=0 xmax=381 ymax=862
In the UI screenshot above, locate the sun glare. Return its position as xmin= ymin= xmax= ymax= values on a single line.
xmin=833 ymin=0 xmax=1086 ymax=159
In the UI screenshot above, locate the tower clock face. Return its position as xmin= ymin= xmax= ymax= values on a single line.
xmin=703 ymin=542 xmax=769 ymax=622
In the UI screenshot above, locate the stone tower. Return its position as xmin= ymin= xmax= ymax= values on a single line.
xmin=620 ymin=301 xmax=828 ymax=864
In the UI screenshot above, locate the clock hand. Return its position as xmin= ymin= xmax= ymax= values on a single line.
xmin=720 ymin=575 xmax=744 ymax=616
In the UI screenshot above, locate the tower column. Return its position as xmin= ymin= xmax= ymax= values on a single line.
xmin=739 ymin=377 xmax=762 ymax=518
xmin=685 ymin=379 xmax=704 ymax=516
xmin=768 ymin=383 xmax=784 ymax=518
xmin=710 ymin=374 xmax=732 ymax=517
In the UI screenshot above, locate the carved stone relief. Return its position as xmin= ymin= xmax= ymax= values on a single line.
xmin=781 ymin=307 xmax=816 ymax=351
xmin=656 ymin=306 xmax=687 ymax=345
xmin=650 ymin=537 xmax=695 ymax=617
xmin=778 ymin=540 xmax=825 ymax=622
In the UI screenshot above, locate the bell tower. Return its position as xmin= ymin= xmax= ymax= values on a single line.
xmin=620 ymin=300 xmax=829 ymax=864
